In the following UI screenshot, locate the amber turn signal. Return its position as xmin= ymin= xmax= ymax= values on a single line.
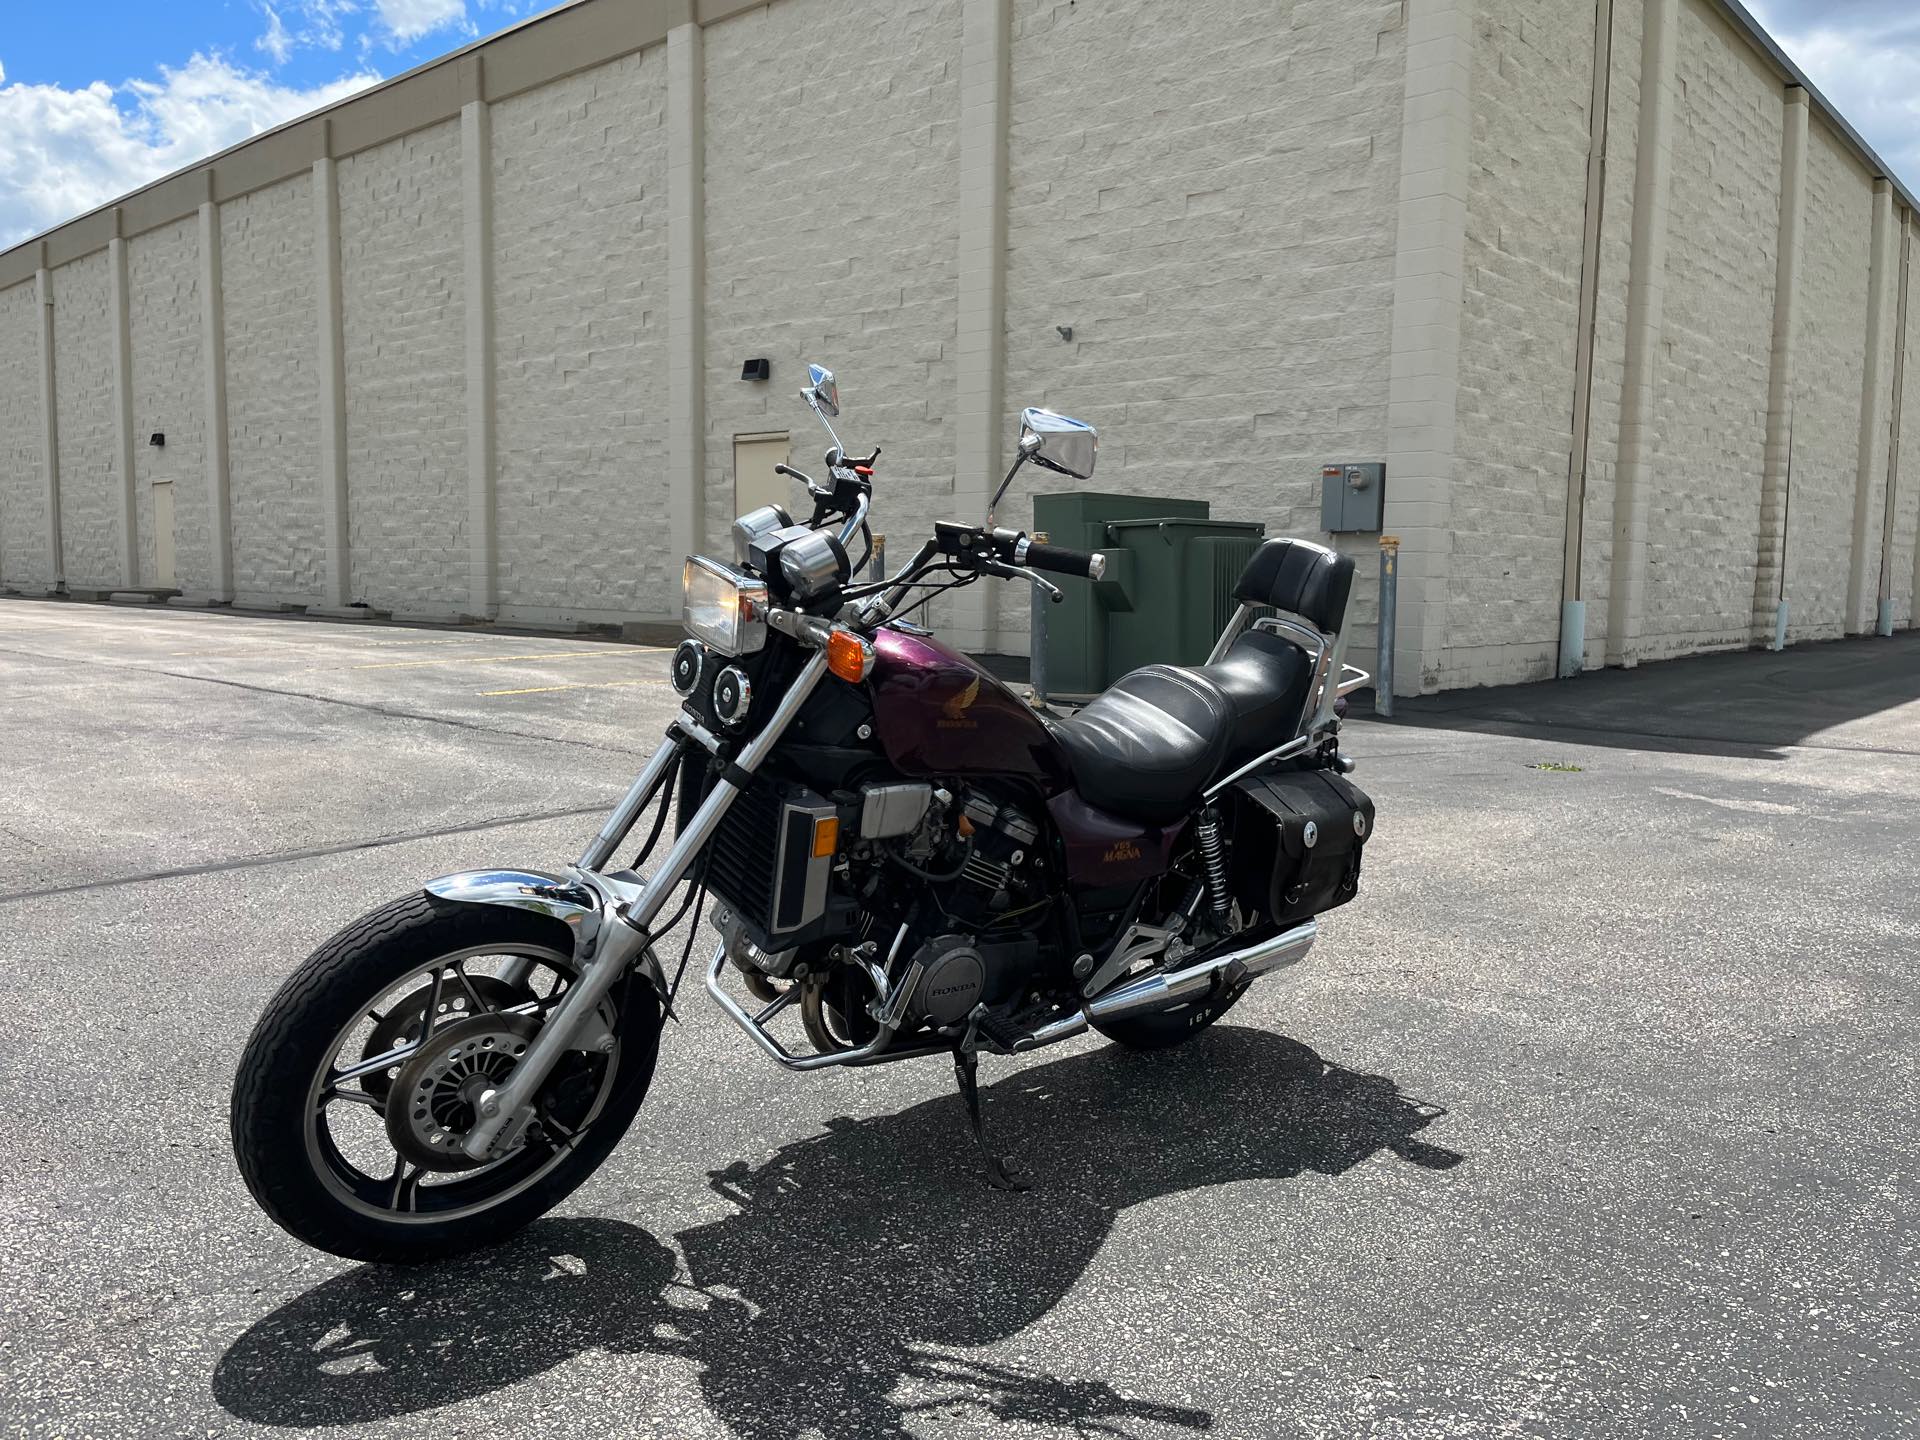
xmin=811 ymin=816 xmax=840 ymax=858
xmin=826 ymin=628 xmax=875 ymax=683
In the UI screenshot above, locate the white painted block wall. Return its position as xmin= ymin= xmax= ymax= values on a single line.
xmin=0 ymin=0 xmax=1916 ymax=692
xmin=1896 ymin=224 xmax=1920 ymax=627
xmin=50 ymin=251 xmax=120 ymax=590
xmin=491 ymin=48 xmax=671 ymax=624
xmin=0 ymin=281 xmax=45 ymax=588
xmin=1857 ymin=199 xmax=1902 ymax=634
xmin=1640 ymin=0 xmax=1779 ymax=662
xmin=1574 ymin=0 xmax=1645 ymax=662
xmin=1448 ymin=0 xmax=1594 ymax=689
xmin=1453 ymin=0 xmax=1917 ymax=681
xmin=222 ymin=173 xmax=325 ymax=607
xmin=1786 ymin=121 xmax=1872 ymax=642
xmin=127 ymin=218 xmax=206 ymax=594
xmin=999 ymin=0 xmax=1406 ymax=659
xmin=339 ymin=122 xmax=470 ymax=617
xmin=701 ymin=0 xmax=961 ymax=618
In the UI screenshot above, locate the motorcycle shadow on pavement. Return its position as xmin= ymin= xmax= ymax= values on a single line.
xmin=213 ymin=1026 xmax=1462 ymax=1436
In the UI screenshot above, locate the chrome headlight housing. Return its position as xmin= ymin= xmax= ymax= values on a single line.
xmin=682 ymin=556 xmax=769 ymax=656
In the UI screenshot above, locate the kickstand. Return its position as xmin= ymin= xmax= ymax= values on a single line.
xmin=952 ymin=1015 xmax=1028 ymax=1192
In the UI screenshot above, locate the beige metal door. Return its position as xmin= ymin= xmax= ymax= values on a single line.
xmin=733 ymin=434 xmax=792 ymax=519
xmin=151 ymin=481 xmax=176 ymax=589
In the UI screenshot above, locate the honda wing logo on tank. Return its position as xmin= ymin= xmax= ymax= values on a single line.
xmin=938 ymin=676 xmax=981 ymax=729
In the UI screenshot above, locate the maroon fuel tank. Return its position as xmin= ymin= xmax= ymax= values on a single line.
xmin=868 ymin=628 xmax=1066 ymax=783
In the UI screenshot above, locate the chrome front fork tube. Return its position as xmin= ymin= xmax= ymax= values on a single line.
xmin=577 ymin=724 xmax=689 ymax=873
xmin=461 ymin=650 xmax=832 ymax=1160
xmin=488 ymin=734 xmax=694 ymax=993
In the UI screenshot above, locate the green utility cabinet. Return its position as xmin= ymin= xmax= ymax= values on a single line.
xmin=1031 ymin=492 xmax=1264 ymax=700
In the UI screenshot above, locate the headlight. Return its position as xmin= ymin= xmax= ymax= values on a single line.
xmin=682 ymin=556 xmax=769 ymax=656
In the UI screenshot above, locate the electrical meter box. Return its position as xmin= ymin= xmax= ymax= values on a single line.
xmin=1320 ymin=462 xmax=1385 ymax=533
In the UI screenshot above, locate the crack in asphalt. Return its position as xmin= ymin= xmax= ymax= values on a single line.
xmin=0 ymin=641 xmax=656 ymax=761
xmin=0 ymin=803 xmax=612 ymax=907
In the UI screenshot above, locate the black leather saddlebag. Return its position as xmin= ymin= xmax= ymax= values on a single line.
xmin=1227 ymin=770 xmax=1375 ymax=926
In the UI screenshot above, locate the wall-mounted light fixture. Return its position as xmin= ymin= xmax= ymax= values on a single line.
xmin=148 ymin=432 xmax=165 ymax=447
xmin=740 ymin=358 xmax=771 ymax=381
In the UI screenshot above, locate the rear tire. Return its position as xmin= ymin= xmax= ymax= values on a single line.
xmin=230 ymin=892 xmax=660 ymax=1264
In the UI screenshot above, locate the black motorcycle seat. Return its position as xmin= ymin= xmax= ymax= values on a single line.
xmin=1050 ymin=665 xmax=1233 ymax=825
xmin=1052 ymin=631 xmax=1316 ymax=824
xmin=1199 ymin=627 xmax=1315 ymax=765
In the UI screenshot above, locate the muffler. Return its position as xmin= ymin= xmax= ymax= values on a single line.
xmin=1080 ymin=918 xmax=1318 ymax=1024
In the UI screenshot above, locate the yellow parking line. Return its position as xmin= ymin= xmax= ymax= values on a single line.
xmin=354 ymin=650 xmax=626 ymax=671
xmin=170 ymin=644 xmax=323 ymax=656
xmin=480 ymin=678 xmax=667 ymax=697
xmin=171 ymin=639 xmax=485 ymax=657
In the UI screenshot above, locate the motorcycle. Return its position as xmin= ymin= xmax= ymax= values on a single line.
xmin=230 ymin=364 xmax=1377 ymax=1262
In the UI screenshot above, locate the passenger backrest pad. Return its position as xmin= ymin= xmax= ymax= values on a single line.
xmin=1231 ymin=537 xmax=1354 ymax=635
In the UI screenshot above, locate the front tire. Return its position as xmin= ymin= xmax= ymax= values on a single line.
xmin=230 ymin=893 xmax=660 ymax=1263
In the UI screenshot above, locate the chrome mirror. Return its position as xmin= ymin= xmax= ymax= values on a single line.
xmin=802 ymin=362 xmax=845 ymax=453
xmin=804 ymin=363 xmax=839 ymax=418
xmin=1018 ymin=407 xmax=1097 ymax=480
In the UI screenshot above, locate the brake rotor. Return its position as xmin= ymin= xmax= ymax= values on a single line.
xmin=356 ymin=975 xmax=532 ymax=1100
xmin=385 ymin=1012 xmax=541 ymax=1172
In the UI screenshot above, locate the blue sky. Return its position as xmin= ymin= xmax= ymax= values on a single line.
xmin=0 ymin=0 xmax=550 ymax=247
xmin=1 ymin=0 xmax=1917 ymax=250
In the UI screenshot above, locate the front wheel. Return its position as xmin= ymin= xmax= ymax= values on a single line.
xmin=230 ymin=893 xmax=660 ymax=1263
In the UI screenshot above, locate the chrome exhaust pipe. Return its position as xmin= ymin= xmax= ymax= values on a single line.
xmin=1081 ymin=918 xmax=1318 ymax=1024
xmin=721 ymin=919 xmax=1318 ymax=1065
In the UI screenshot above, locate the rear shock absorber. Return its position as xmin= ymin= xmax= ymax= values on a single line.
xmin=1193 ymin=806 xmax=1233 ymax=930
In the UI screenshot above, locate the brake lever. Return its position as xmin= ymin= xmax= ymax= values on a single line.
xmin=978 ymin=557 xmax=1063 ymax=604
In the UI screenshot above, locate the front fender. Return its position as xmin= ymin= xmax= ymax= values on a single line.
xmin=423 ymin=868 xmax=666 ymax=998
xmin=424 ymin=868 xmax=596 ymax=923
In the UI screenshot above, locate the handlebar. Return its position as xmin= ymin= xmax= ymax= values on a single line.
xmin=923 ymin=522 xmax=1106 ymax=602
xmin=1017 ymin=538 xmax=1104 ymax=581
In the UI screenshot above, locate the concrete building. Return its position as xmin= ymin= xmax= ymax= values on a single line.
xmin=1 ymin=0 xmax=1915 ymax=695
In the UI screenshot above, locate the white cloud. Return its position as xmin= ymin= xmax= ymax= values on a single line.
xmin=374 ymin=0 xmax=467 ymax=43
xmin=1747 ymin=1 xmax=1920 ymax=188
xmin=0 ymin=54 xmax=379 ymax=249
xmin=256 ymin=5 xmax=294 ymax=65
xmin=265 ymin=0 xmax=362 ymax=56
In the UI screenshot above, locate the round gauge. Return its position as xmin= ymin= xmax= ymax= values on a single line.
xmin=670 ymin=639 xmax=705 ymax=697
xmin=713 ymin=665 xmax=752 ymax=726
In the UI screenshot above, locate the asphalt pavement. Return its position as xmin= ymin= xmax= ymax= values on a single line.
xmin=1 ymin=597 xmax=1915 ymax=1439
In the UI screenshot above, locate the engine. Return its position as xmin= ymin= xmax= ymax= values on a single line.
xmin=849 ymin=781 xmax=1048 ymax=1030
xmin=950 ymin=790 xmax=1042 ymax=919
xmin=706 ymin=771 xmax=1054 ymax=1043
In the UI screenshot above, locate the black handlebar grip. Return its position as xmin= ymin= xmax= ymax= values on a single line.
xmin=1022 ymin=541 xmax=1103 ymax=580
